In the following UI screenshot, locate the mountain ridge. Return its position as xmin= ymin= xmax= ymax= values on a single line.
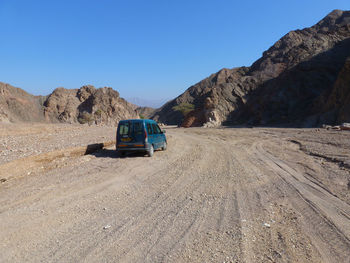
xmin=152 ymin=9 xmax=350 ymax=127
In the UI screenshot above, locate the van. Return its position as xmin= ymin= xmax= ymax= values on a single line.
xmin=116 ymin=119 xmax=167 ymax=157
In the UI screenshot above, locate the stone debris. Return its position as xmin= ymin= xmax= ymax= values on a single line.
xmin=322 ymin=123 xmax=350 ymax=131
xmin=0 ymin=123 xmax=116 ymax=165
xmin=340 ymin=123 xmax=350 ymax=131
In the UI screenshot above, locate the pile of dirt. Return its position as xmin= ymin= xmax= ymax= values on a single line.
xmin=153 ymin=10 xmax=350 ymax=127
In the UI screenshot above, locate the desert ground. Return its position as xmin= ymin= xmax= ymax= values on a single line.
xmin=0 ymin=123 xmax=350 ymax=263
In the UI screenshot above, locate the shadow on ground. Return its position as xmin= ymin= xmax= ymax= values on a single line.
xmin=90 ymin=149 xmax=147 ymax=159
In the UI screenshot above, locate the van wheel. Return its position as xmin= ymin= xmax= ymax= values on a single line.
xmin=162 ymin=141 xmax=167 ymax=151
xmin=117 ymin=151 xmax=125 ymax=158
xmin=147 ymin=145 xmax=154 ymax=157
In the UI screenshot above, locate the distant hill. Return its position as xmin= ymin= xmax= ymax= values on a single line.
xmin=126 ymin=97 xmax=169 ymax=108
xmin=135 ymin=106 xmax=156 ymax=120
xmin=0 ymin=82 xmax=46 ymax=123
xmin=0 ymin=83 xmax=139 ymax=125
xmin=152 ymin=10 xmax=350 ymax=127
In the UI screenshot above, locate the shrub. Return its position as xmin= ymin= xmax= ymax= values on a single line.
xmin=172 ymin=103 xmax=195 ymax=116
xmin=94 ymin=109 xmax=102 ymax=117
xmin=78 ymin=112 xmax=94 ymax=125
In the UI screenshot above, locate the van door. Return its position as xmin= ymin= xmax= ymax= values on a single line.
xmin=118 ymin=121 xmax=132 ymax=144
xmin=118 ymin=121 xmax=143 ymax=144
xmin=146 ymin=123 xmax=155 ymax=147
xmin=132 ymin=121 xmax=144 ymax=144
xmin=152 ymin=123 xmax=161 ymax=149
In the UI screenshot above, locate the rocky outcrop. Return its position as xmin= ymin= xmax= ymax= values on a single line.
xmin=153 ymin=10 xmax=350 ymax=127
xmin=181 ymin=97 xmax=220 ymax=127
xmin=43 ymin=87 xmax=80 ymax=123
xmin=44 ymin=85 xmax=138 ymax=125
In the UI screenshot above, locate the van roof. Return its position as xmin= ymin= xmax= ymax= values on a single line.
xmin=119 ymin=119 xmax=156 ymax=123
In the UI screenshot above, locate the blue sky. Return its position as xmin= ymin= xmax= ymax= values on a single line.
xmin=0 ymin=0 xmax=349 ymax=105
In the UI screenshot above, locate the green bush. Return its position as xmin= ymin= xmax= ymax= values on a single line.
xmin=78 ymin=112 xmax=94 ymax=125
xmin=172 ymin=102 xmax=195 ymax=116
xmin=94 ymin=109 xmax=102 ymax=117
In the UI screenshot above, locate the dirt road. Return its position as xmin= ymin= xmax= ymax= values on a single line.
xmin=1 ymin=126 xmax=350 ymax=262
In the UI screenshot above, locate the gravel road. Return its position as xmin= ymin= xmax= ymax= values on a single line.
xmin=0 ymin=125 xmax=350 ymax=262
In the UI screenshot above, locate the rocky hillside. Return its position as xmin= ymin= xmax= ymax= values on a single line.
xmin=0 ymin=83 xmax=139 ymax=125
xmin=0 ymin=82 xmax=46 ymax=123
xmin=152 ymin=10 xmax=350 ymax=127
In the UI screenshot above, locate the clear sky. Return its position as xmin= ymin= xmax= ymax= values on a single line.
xmin=0 ymin=0 xmax=349 ymax=104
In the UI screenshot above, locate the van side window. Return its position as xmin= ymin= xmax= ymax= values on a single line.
xmin=147 ymin=123 xmax=153 ymax=134
xmin=152 ymin=124 xmax=161 ymax=134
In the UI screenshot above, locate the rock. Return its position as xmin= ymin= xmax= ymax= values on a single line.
xmin=340 ymin=123 xmax=350 ymax=130
xmin=263 ymin=223 xmax=271 ymax=228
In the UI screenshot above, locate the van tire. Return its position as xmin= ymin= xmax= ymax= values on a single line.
xmin=148 ymin=145 xmax=154 ymax=157
xmin=117 ymin=151 xmax=125 ymax=158
xmin=162 ymin=141 xmax=167 ymax=151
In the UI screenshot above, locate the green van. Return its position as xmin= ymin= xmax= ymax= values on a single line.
xmin=116 ymin=119 xmax=167 ymax=157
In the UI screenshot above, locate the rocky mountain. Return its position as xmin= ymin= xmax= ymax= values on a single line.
xmin=152 ymin=10 xmax=350 ymax=127
xmin=0 ymin=83 xmax=139 ymax=125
